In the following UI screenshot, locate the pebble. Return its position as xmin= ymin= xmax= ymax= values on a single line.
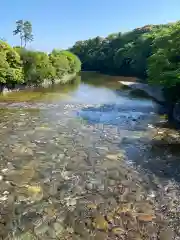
xmin=112 ymin=226 xmax=125 ymax=236
xmin=53 ymin=222 xmax=64 ymax=235
xmin=106 ymin=154 xmax=119 ymax=161
xmin=108 ymin=170 xmax=120 ymax=180
xmin=108 ymin=179 xmax=116 ymax=186
xmin=0 ymin=195 xmax=8 ymax=201
xmin=34 ymin=223 xmax=49 ymax=236
xmin=93 ymin=214 xmax=108 ymax=231
xmin=137 ymin=214 xmax=155 ymax=222
xmin=106 ymin=213 xmax=114 ymax=223
xmin=1 ymin=169 xmax=8 ymax=173
xmin=59 ymin=153 xmax=65 ymax=160
xmin=159 ymin=228 xmax=174 ymax=240
xmin=87 ymin=203 xmax=97 ymax=210
xmin=147 ymin=191 xmax=156 ymax=198
xmin=94 ymin=231 xmax=107 ymax=240
xmin=61 ymin=171 xmax=71 ymax=180
xmin=3 ymin=191 xmax=9 ymax=195
xmin=66 ymin=198 xmax=77 ymax=207
xmin=85 ymin=183 xmax=94 ymax=191
xmin=97 ymin=184 xmax=105 ymax=191
xmin=16 ymin=231 xmax=36 ymax=240
xmin=74 ymin=222 xmax=89 ymax=237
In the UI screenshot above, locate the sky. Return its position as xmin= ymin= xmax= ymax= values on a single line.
xmin=0 ymin=0 xmax=180 ymax=52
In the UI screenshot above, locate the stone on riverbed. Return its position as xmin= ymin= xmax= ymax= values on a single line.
xmin=94 ymin=231 xmax=108 ymax=240
xmin=14 ymin=231 xmax=37 ymax=240
xmin=17 ymin=184 xmax=43 ymax=202
xmin=107 ymin=169 xmax=121 ymax=180
xmin=53 ymin=221 xmax=64 ymax=236
xmin=0 ymin=77 xmax=180 ymax=239
xmin=34 ymin=222 xmax=50 ymax=236
xmin=93 ymin=214 xmax=108 ymax=231
xmin=159 ymin=228 xmax=174 ymax=240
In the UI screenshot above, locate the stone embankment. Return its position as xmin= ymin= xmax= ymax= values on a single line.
xmin=119 ymin=81 xmax=165 ymax=103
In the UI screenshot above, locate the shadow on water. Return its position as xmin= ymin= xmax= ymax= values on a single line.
xmin=123 ymin=136 xmax=180 ymax=182
xmin=77 ymin=103 xmax=155 ymax=130
xmin=78 ymin=101 xmax=180 ymax=183
xmin=0 ymin=76 xmax=81 ymax=103
xmin=81 ymin=71 xmax=138 ymax=89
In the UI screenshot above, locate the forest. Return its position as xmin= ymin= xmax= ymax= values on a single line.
xmin=0 ymin=20 xmax=81 ymax=88
xmin=70 ymin=21 xmax=180 ymax=101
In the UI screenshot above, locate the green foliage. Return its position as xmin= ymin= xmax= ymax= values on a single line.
xmin=70 ymin=21 xmax=180 ymax=103
xmin=49 ymin=50 xmax=70 ymax=78
xmin=49 ymin=49 xmax=81 ymax=78
xmin=0 ymin=52 xmax=9 ymax=83
xmin=0 ymin=41 xmax=81 ymax=87
xmin=0 ymin=19 xmax=81 ymax=87
xmin=147 ymin=21 xmax=180 ymax=87
xmin=70 ymin=26 xmax=156 ymax=78
xmin=60 ymin=50 xmax=81 ymax=73
xmin=18 ymin=49 xmax=56 ymax=85
xmin=0 ymin=41 xmax=24 ymax=84
xmin=13 ymin=20 xmax=33 ymax=47
xmin=70 ymin=23 xmax=180 ymax=81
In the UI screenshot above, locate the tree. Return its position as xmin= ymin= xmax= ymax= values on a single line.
xmin=13 ymin=20 xmax=24 ymax=47
xmin=23 ymin=21 xmax=33 ymax=47
xmin=49 ymin=50 xmax=81 ymax=78
xmin=146 ymin=21 xmax=180 ymax=107
xmin=13 ymin=20 xmax=33 ymax=47
xmin=0 ymin=41 xmax=24 ymax=85
xmin=147 ymin=21 xmax=180 ymax=88
xmin=18 ymin=50 xmax=55 ymax=85
xmin=69 ymin=23 xmax=169 ymax=78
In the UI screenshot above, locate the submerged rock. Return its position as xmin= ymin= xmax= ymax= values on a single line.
xmin=17 ymin=184 xmax=43 ymax=202
xmin=93 ymin=214 xmax=108 ymax=231
xmin=14 ymin=231 xmax=37 ymax=240
xmin=53 ymin=221 xmax=64 ymax=236
xmin=159 ymin=228 xmax=174 ymax=240
xmin=34 ymin=223 xmax=49 ymax=236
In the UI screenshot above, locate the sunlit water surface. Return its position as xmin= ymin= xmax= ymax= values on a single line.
xmin=0 ymin=72 xmax=180 ymax=239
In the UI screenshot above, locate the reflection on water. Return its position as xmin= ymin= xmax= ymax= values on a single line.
xmin=0 ymin=72 xmax=179 ymax=239
xmin=0 ymin=76 xmax=81 ymax=103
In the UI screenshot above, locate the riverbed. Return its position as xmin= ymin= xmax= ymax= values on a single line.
xmin=0 ymin=72 xmax=180 ymax=239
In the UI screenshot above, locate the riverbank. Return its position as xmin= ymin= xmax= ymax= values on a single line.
xmin=119 ymin=81 xmax=180 ymax=128
xmin=119 ymin=81 xmax=165 ymax=103
xmin=1 ymin=73 xmax=77 ymax=95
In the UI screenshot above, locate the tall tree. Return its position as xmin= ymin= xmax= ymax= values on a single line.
xmin=13 ymin=20 xmax=24 ymax=47
xmin=23 ymin=21 xmax=33 ymax=47
xmin=13 ymin=20 xmax=33 ymax=47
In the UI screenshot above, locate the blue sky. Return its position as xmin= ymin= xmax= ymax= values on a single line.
xmin=0 ymin=0 xmax=179 ymax=52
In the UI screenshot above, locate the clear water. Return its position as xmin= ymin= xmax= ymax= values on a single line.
xmin=0 ymin=72 xmax=180 ymax=239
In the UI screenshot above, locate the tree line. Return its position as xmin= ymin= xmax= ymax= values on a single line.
xmin=70 ymin=21 xmax=180 ymax=92
xmin=0 ymin=20 xmax=81 ymax=88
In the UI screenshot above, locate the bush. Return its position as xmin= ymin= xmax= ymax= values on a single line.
xmin=147 ymin=21 xmax=180 ymax=88
xmin=18 ymin=49 xmax=56 ymax=85
xmin=0 ymin=41 xmax=24 ymax=85
xmin=49 ymin=49 xmax=81 ymax=77
xmin=0 ymin=42 xmax=81 ymax=87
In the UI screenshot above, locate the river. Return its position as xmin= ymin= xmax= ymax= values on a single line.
xmin=0 ymin=72 xmax=180 ymax=239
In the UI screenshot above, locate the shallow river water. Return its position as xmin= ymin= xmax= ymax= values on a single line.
xmin=0 ymin=72 xmax=180 ymax=239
